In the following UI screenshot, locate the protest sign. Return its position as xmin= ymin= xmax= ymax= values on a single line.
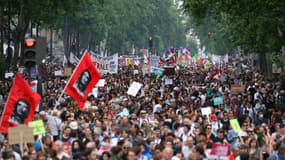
xmin=134 ymin=70 xmax=139 ymax=75
xmin=8 ymin=125 xmax=34 ymax=145
xmin=230 ymin=119 xmax=241 ymax=133
xmin=4 ymin=72 xmax=14 ymax=79
xmin=153 ymin=68 xmax=164 ymax=76
xmin=214 ymin=97 xmax=224 ymax=106
xmin=28 ymin=120 xmax=46 ymax=135
xmin=150 ymin=56 xmax=160 ymax=67
xmin=201 ymin=107 xmax=212 ymax=116
xmin=54 ymin=70 xmax=63 ymax=76
xmin=165 ymin=79 xmax=173 ymax=85
xmin=64 ymin=67 xmax=72 ymax=76
xmin=210 ymin=143 xmax=231 ymax=156
xmin=96 ymin=79 xmax=106 ymax=87
xmin=231 ymin=84 xmax=245 ymax=94
xmin=127 ymin=82 xmax=143 ymax=97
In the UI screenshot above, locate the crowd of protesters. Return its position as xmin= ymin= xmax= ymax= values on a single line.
xmin=0 ymin=54 xmax=285 ymax=160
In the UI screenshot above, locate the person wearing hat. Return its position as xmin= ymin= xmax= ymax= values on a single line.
xmin=39 ymin=110 xmax=62 ymax=141
xmin=209 ymin=114 xmax=223 ymax=137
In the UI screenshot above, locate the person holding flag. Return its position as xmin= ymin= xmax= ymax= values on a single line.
xmin=0 ymin=73 xmax=41 ymax=133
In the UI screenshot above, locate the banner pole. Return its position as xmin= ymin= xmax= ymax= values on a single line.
xmin=57 ymin=50 xmax=89 ymax=103
xmin=0 ymin=74 xmax=17 ymax=130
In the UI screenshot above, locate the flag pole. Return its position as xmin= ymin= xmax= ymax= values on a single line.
xmin=57 ymin=50 xmax=89 ymax=103
xmin=0 ymin=74 xmax=17 ymax=130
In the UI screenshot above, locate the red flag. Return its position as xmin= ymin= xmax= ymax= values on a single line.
xmin=0 ymin=73 xmax=41 ymax=133
xmin=65 ymin=51 xmax=101 ymax=109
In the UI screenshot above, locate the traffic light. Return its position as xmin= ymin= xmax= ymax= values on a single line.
xmin=24 ymin=38 xmax=37 ymax=68
xmin=148 ymin=36 xmax=153 ymax=48
xmin=23 ymin=37 xmax=47 ymax=68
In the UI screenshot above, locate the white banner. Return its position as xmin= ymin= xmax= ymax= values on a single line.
xmin=91 ymin=53 xmax=118 ymax=74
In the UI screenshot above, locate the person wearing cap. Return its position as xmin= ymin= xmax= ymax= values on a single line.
xmin=39 ymin=110 xmax=62 ymax=141
xmin=209 ymin=114 xmax=223 ymax=137
xmin=139 ymin=110 xmax=149 ymax=127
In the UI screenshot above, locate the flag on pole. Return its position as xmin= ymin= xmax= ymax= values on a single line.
xmin=69 ymin=52 xmax=80 ymax=65
xmin=64 ymin=51 xmax=101 ymax=109
xmin=63 ymin=54 xmax=68 ymax=66
xmin=0 ymin=73 xmax=41 ymax=133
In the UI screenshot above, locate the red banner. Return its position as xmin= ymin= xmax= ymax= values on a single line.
xmin=210 ymin=143 xmax=231 ymax=156
xmin=65 ymin=51 xmax=101 ymax=109
xmin=0 ymin=73 xmax=41 ymax=133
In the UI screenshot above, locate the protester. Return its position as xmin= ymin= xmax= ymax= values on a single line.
xmin=0 ymin=49 xmax=285 ymax=160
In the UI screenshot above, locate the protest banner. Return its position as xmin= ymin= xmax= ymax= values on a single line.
xmin=28 ymin=120 xmax=46 ymax=135
xmin=91 ymin=53 xmax=118 ymax=74
xmin=127 ymin=82 xmax=143 ymax=97
xmin=210 ymin=143 xmax=231 ymax=157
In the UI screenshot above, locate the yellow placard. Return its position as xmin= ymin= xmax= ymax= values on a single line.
xmin=230 ymin=119 xmax=241 ymax=133
xmin=125 ymin=58 xmax=133 ymax=66
xmin=28 ymin=120 xmax=46 ymax=135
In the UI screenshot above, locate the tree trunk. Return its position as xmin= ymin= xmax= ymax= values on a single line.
xmin=259 ymin=52 xmax=269 ymax=75
xmin=13 ymin=4 xmax=29 ymax=68
xmin=63 ymin=15 xmax=70 ymax=58
xmin=0 ymin=5 xmax=3 ymax=56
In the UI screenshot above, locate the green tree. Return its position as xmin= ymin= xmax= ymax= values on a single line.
xmin=182 ymin=0 xmax=285 ymax=72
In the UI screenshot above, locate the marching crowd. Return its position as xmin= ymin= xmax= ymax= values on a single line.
xmin=0 ymin=56 xmax=285 ymax=160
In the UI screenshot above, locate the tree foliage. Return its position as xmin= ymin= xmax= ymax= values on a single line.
xmin=182 ymin=0 xmax=285 ymax=55
xmin=1 ymin=0 xmax=187 ymax=62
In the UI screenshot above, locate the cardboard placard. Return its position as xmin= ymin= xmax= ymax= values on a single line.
xmin=127 ymin=82 xmax=143 ymax=97
xmin=64 ymin=67 xmax=72 ymax=76
xmin=8 ymin=125 xmax=34 ymax=145
xmin=28 ymin=120 xmax=46 ymax=135
xmin=231 ymin=84 xmax=245 ymax=94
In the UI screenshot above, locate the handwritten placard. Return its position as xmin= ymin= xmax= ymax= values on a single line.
xmin=8 ymin=125 xmax=34 ymax=145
